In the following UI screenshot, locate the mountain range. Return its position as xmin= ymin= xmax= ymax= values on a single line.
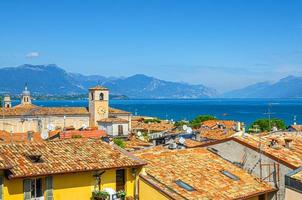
xmin=223 ymin=76 xmax=302 ymax=98
xmin=0 ymin=64 xmax=218 ymax=99
xmin=1 ymin=64 xmax=302 ymax=98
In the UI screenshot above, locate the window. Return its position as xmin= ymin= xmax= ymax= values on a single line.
xmin=116 ymin=169 xmax=125 ymax=191
xmin=175 ymin=180 xmax=195 ymax=191
xmin=24 ymin=178 xmax=43 ymax=200
xmin=118 ymin=125 xmax=123 ymax=136
xmin=220 ymin=170 xmax=240 ymax=181
xmin=91 ymin=92 xmax=94 ymax=100
xmin=99 ymin=93 xmax=104 ymax=100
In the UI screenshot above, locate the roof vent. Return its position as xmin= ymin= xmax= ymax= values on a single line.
xmin=284 ymin=138 xmax=293 ymax=149
xmin=27 ymin=153 xmax=43 ymax=163
xmin=269 ymin=139 xmax=280 ymax=149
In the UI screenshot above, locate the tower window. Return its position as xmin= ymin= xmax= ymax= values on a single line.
xmin=91 ymin=92 xmax=94 ymax=100
xmin=99 ymin=93 xmax=104 ymax=100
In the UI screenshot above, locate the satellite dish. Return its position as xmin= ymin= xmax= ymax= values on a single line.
xmin=179 ymin=137 xmax=186 ymax=145
xmin=182 ymin=125 xmax=188 ymax=131
xmin=41 ymin=130 xmax=49 ymax=140
xmin=81 ymin=124 xmax=88 ymax=130
xmin=186 ymin=127 xmax=193 ymax=134
xmin=137 ymin=131 xmax=142 ymax=137
xmin=47 ymin=124 xmax=54 ymax=131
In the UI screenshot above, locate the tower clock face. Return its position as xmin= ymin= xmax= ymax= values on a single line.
xmin=97 ymin=106 xmax=107 ymax=115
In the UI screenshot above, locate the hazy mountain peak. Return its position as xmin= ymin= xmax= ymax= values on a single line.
xmin=0 ymin=64 xmax=217 ymax=98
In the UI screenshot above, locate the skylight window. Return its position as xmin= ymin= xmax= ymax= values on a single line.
xmin=220 ymin=170 xmax=240 ymax=181
xmin=175 ymin=179 xmax=195 ymax=191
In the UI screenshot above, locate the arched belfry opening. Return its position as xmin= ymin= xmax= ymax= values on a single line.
xmin=99 ymin=93 xmax=104 ymax=100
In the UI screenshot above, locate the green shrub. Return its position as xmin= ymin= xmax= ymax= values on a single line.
xmin=113 ymin=138 xmax=125 ymax=148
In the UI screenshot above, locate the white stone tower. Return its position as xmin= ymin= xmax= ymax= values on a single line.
xmin=3 ymin=94 xmax=11 ymax=108
xmin=88 ymin=86 xmax=109 ymax=127
xmin=21 ymin=84 xmax=31 ymax=105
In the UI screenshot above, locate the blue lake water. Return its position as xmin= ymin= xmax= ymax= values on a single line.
xmin=12 ymin=99 xmax=302 ymax=127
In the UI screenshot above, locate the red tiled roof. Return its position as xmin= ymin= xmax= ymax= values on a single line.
xmin=98 ymin=117 xmax=129 ymax=123
xmin=0 ymin=131 xmax=43 ymax=143
xmin=0 ymin=138 xmax=146 ymax=179
xmin=135 ymin=146 xmax=275 ymax=200
xmin=59 ymin=130 xmax=107 ymax=139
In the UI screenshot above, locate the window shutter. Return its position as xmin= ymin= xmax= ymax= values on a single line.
xmin=0 ymin=176 xmax=3 ymax=200
xmin=45 ymin=176 xmax=53 ymax=200
xmin=23 ymin=179 xmax=31 ymax=200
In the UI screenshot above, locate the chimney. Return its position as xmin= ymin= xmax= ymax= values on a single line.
xmin=27 ymin=131 xmax=33 ymax=141
xmin=284 ymin=138 xmax=293 ymax=149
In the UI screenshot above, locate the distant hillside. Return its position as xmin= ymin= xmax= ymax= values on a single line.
xmin=223 ymin=76 xmax=302 ymax=98
xmin=0 ymin=64 xmax=218 ymax=99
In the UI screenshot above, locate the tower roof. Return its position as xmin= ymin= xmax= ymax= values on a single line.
xmin=22 ymin=84 xmax=30 ymax=96
xmin=89 ymin=85 xmax=108 ymax=91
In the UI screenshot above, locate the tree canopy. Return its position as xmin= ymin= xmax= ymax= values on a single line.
xmin=248 ymin=118 xmax=286 ymax=133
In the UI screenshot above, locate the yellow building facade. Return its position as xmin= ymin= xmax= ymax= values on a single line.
xmin=2 ymin=168 xmax=138 ymax=200
xmin=0 ymin=139 xmax=145 ymax=200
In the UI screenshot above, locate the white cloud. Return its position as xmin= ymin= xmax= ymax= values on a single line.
xmin=25 ymin=52 xmax=39 ymax=58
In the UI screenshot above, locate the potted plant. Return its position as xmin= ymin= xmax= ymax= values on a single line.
xmin=91 ymin=190 xmax=110 ymax=200
xmin=116 ymin=190 xmax=126 ymax=200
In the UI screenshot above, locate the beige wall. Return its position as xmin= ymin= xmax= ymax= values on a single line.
xmin=0 ymin=115 xmax=89 ymax=133
xmin=285 ymin=188 xmax=302 ymax=200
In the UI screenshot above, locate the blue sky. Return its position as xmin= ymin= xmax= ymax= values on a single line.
xmin=1 ymin=0 xmax=302 ymax=92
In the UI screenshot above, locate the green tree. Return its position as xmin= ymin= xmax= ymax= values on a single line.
xmin=174 ymin=120 xmax=190 ymax=127
xmin=113 ymin=138 xmax=125 ymax=149
xmin=249 ymin=118 xmax=286 ymax=132
xmin=190 ymin=115 xmax=216 ymax=128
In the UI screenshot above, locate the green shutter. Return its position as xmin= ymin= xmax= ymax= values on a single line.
xmin=23 ymin=179 xmax=31 ymax=200
xmin=0 ymin=176 xmax=3 ymax=200
xmin=45 ymin=176 xmax=53 ymax=200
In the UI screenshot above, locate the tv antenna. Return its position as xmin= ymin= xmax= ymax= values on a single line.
xmin=264 ymin=103 xmax=275 ymax=132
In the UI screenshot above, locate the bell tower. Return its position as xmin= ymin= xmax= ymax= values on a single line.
xmin=88 ymin=86 xmax=109 ymax=127
xmin=3 ymin=94 xmax=11 ymax=108
xmin=21 ymin=83 xmax=31 ymax=105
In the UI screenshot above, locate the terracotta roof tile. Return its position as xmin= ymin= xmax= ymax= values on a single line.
xmin=134 ymin=147 xmax=275 ymax=200
xmin=0 ymin=106 xmax=89 ymax=116
xmin=98 ymin=117 xmax=128 ymax=123
xmin=125 ymin=137 xmax=153 ymax=151
xmin=235 ymin=133 xmax=302 ymax=169
xmin=0 ymin=138 xmax=145 ymax=178
xmin=109 ymin=107 xmax=131 ymax=115
xmin=132 ymin=121 xmax=174 ymax=132
xmin=0 ymin=131 xmax=44 ymax=143
xmin=59 ymin=130 xmax=107 ymax=139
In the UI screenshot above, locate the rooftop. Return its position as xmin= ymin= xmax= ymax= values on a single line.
xmin=134 ymin=146 xmax=275 ymax=200
xmin=0 ymin=131 xmax=44 ymax=143
xmin=98 ymin=117 xmax=129 ymax=123
xmin=199 ymin=128 xmax=236 ymax=140
xmin=132 ymin=120 xmax=174 ymax=132
xmin=201 ymin=120 xmax=237 ymax=130
xmin=0 ymin=138 xmax=146 ymax=179
xmin=0 ymin=105 xmax=129 ymax=117
xmin=234 ymin=133 xmax=302 ymax=169
xmin=89 ymin=85 xmax=109 ymax=90
xmin=125 ymin=137 xmax=153 ymax=151
xmin=59 ymin=130 xmax=107 ymax=139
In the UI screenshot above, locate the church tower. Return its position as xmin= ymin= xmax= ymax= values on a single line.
xmin=88 ymin=86 xmax=109 ymax=127
xmin=21 ymin=84 xmax=31 ymax=105
xmin=3 ymin=94 xmax=11 ymax=108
